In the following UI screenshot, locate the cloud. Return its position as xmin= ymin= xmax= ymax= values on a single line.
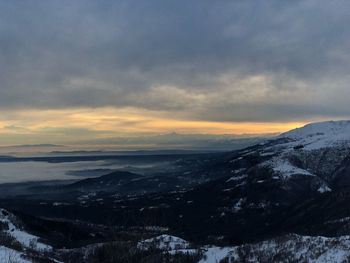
xmin=0 ymin=0 xmax=349 ymax=123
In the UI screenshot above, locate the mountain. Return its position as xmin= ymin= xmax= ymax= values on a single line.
xmin=264 ymin=120 xmax=350 ymax=189
xmin=45 ymin=120 xmax=350 ymax=244
xmin=3 ymin=120 xmax=350 ymax=262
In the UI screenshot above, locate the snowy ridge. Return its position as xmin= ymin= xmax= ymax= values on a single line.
xmin=256 ymin=120 xmax=350 ymax=182
xmin=280 ymin=120 xmax=350 ymax=150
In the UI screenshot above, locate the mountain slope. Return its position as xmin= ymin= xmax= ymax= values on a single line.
xmin=136 ymin=233 xmax=350 ymax=263
xmin=89 ymin=120 xmax=350 ymax=243
xmin=0 ymin=209 xmax=58 ymax=262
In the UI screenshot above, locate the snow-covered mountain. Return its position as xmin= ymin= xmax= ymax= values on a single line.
xmin=4 ymin=120 xmax=350 ymax=262
xmin=210 ymin=121 xmax=350 ymax=216
xmin=252 ymin=120 xmax=350 ymax=188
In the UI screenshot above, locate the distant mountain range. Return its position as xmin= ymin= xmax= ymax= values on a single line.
xmin=0 ymin=133 xmax=276 ymax=157
xmin=72 ymin=132 xmax=275 ymax=151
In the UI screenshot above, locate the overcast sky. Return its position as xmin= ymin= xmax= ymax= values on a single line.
xmin=0 ymin=0 xmax=349 ymax=145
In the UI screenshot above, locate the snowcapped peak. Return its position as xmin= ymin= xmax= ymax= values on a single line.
xmin=277 ymin=120 xmax=350 ymax=150
xmin=281 ymin=120 xmax=350 ymax=140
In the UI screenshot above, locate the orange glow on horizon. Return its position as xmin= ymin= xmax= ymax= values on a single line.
xmin=0 ymin=107 xmax=307 ymax=144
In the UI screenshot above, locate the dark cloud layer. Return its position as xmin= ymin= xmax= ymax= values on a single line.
xmin=1 ymin=0 xmax=350 ymax=121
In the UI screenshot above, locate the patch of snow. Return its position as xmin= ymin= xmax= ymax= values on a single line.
xmin=137 ymin=234 xmax=190 ymax=251
xmin=143 ymin=226 xmax=169 ymax=232
xmin=233 ymin=198 xmax=245 ymax=212
xmin=199 ymin=246 xmax=234 ymax=263
xmin=318 ymin=185 xmax=332 ymax=193
xmin=230 ymin=168 xmax=246 ymax=174
xmin=167 ymin=249 xmax=197 ymax=255
xmin=260 ymin=152 xmax=275 ymax=156
xmin=268 ymin=159 xmax=314 ymax=178
xmin=52 ymin=202 xmax=70 ymax=206
xmin=226 ymin=174 xmax=247 ymax=182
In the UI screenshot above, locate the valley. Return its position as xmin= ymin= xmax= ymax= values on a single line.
xmin=1 ymin=121 xmax=350 ymax=262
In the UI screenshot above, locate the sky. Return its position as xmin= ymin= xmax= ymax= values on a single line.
xmin=0 ymin=0 xmax=350 ymax=145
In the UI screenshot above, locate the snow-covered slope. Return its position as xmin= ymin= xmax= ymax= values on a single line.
xmin=138 ymin=233 xmax=350 ymax=263
xmin=210 ymin=120 xmax=350 ymax=231
xmin=224 ymin=234 xmax=350 ymax=263
xmin=0 ymin=209 xmax=56 ymax=263
xmin=0 ymin=209 xmax=51 ymax=251
xmin=280 ymin=120 xmax=350 ymax=150
xmin=256 ymin=120 xmax=350 ymax=183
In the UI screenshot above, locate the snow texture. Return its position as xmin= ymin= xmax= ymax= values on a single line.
xmin=199 ymin=246 xmax=234 ymax=263
xmin=260 ymin=121 xmax=350 ymax=179
xmin=0 ymin=209 xmax=51 ymax=251
xmin=280 ymin=120 xmax=350 ymax=150
xmin=271 ymin=159 xmax=313 ymax=177
xmin=139 ymin=233 xmax=350 ymax=263
xmin=137 ymin=234 xmax=190 ymax=251
xmin=0 ymin=246 xmax=31 ymax=263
